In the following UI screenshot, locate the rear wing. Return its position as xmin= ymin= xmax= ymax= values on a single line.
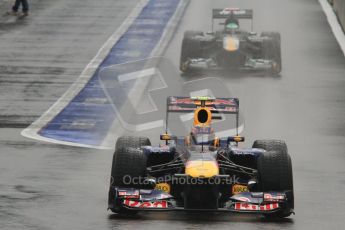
xmin=165 ymin=96 xmax=241 ymax=136
xmin=212 ymin=8 xmax=253 ymax=19
xmin=167 ymin=96 xmax=239 ymax=114
xmin=212 ymin=8 xmax=254 ymax=32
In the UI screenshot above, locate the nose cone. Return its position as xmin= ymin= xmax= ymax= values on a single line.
xmin=185 ymin=160 xmax=219 ymax=178
xmin=223 ymin=36 xmax=240 ymax=52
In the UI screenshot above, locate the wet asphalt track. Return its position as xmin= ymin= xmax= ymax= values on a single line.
xmin=1 ymin=0 xmax=345 ymax=229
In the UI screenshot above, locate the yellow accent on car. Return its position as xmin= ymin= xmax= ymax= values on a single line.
xmin=223 ymin=37 xmax=239 ymax=52
xmin=185 ymin=160 xmax=219 ymax=178
xmin=213 ymin=137 xmax=220 ymax=147
xmin=193 ymin=107 xmax=212 ymax=127
xmin=232 ymin=184 xmax=249 ymax=195
xmin=160 ymin=134 xmax=171 ymax=140
xmin=233 ymin=136 xmax=243 ymax=142
xmin=155 ymin=183 xmax=171 ymax=193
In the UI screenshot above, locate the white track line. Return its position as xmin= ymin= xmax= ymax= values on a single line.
xmin=101 ymin=0 xmax=190 ymax=149
xmin=22 ymin=0 xmax=190 ymax=149
xmin=21 ymin=0 xmax=150 ymax=149
xmin=319 ymin=0 xmax=345 ymax=56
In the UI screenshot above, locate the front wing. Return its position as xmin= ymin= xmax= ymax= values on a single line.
xmin=109 ymin=187 xmax=294 ymax=215
xmin=185 ymin=58 xmax=275 ymax=71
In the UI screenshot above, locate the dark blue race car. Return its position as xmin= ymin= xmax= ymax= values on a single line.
xmin=180 ymin=8 xmax=282 ymax=74
xmin=108 ymin=96 xmax=294 ymax=218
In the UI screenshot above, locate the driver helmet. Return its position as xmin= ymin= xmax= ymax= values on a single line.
xmin=225 ymin=17 xmax=239 ymax=30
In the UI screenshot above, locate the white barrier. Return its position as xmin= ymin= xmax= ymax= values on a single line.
xmin=333 ymin=0 xmax=345 ymax=31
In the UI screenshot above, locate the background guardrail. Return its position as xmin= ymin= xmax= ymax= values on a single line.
xmin=332 ymin=0 xmax=345 ymax=32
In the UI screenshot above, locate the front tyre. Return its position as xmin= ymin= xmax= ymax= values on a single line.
xmin=253 ymin=140 xmax=294 ymax=218
xmin=180 ymin=31 xmax=203 ymax=73
xmin=261 ymin=32 xmax=282 ymax=74
xmin=109 ymin=136 xmax=150 ymax=214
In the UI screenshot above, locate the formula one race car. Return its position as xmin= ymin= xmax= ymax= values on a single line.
xmin=180 ymin=8 xmax=282 ymax=74
xmin=108 ymin=96 xmax=294 ymax=218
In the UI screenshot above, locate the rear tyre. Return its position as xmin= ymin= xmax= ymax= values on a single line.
xmin=253 ymin=140 xmax=294 ymax=218
xmin=261 ymin=32 xmax=282 ymax=74
xmin=180 ymin=31 xmax=203 ymax=73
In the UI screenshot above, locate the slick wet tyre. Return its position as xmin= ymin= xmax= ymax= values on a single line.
xmin=180 ymin=31 xmax=203 ymax=73
xmin=109 ymin=146 xmax=148 ymax=215
xmin=253 ymin=140 xmax=294 ymax=218
xmin=261 ymin=31 xmax=282 ymax=74
xmin=111 ymin=147 xmax=147 ymax=188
